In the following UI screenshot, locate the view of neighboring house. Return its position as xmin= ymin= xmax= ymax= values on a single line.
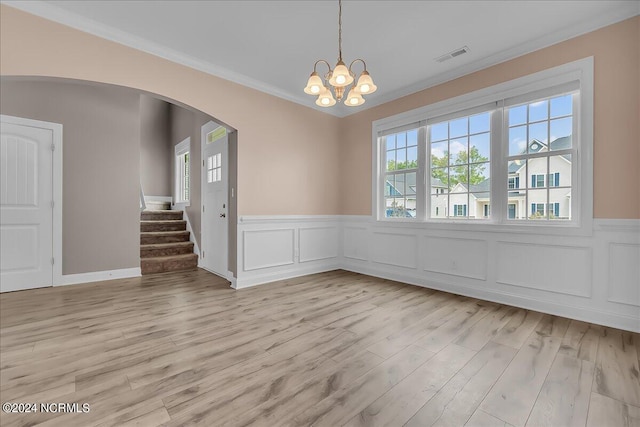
xmin=387 ymin=135 xmax=572 ymax=220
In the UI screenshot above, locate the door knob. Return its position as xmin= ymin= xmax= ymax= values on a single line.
xmin=219 ymin=213 xmax=226 ymax=218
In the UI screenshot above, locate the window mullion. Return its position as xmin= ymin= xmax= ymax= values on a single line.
xmin=491 ymin=103 xmax=505 ymax=224
xmin=418 ymin=126 xmax=427 ymax=221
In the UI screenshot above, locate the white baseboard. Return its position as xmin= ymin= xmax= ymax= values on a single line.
xmin=234 ymin=263 xmax=340 ymax=290
xmin=57 ymin=267 xmax=141 ymax=286
xmin=341 ymin=262 xmax=640 ymax=333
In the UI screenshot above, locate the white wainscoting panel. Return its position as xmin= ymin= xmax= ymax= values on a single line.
xmin=243 ymin=228 xmax=295 ymax=271
xmin=299 ymin=227 xmax=338 ymax=263
xmin=495 ymin=242 xmax=592 ymax=298
xmin=233 ymin=216 xmax=640 ymax=331
xmin=235 ymin=216 xmax=341 ymax=289
xmin=608 ymin=243 xmax=640 ymax=307
xmin=371 ymin=232 xmax=418 ymax=269
xmin=343 ymin=226 xmax=369 ymax=261
xmin=340 ymin=217 xmax=639 ymax=332
xmin=423 ymin=236 xmax=487 ymax=280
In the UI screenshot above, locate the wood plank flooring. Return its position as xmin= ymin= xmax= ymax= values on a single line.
xmin=0 ymin=269 xmax=638 ymax=427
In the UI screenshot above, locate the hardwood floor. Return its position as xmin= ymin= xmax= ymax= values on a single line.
xmin=1 ymin=269 xmax=638 ymax=427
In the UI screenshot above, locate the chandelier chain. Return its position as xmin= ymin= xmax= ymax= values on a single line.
xmin=338 ymin=0 xmax=342 ymax=61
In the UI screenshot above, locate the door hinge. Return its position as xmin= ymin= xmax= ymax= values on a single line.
xmin=203 ymin=205 xmax=205 ymax=212
xmin=203 ymin=160 xmax=205 ymax=167
xmin=51 ymin=144 xmax=55 ymax=151
xmin=202 ymin=251 xmax=204 ymax=258
xmin=51 ymin=257 xmax=55 ymax=265
xmin=51 ymin=200 xmax=54 ymax=209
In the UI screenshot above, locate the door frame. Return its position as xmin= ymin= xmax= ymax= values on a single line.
xmin=200 ymin=120 xmax=230 ymax=280
xmin=1 ymin=114 xmax=63 ymax=287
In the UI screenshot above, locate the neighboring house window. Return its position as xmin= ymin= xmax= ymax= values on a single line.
xmin=531 ymin=203 xmax=545 ymax=218
xmin=531 ymin=174 xmax=545 ymax=188
xmin=175 ymin=137 xmax=190 ymax=204
xmin=508 ymin=176 xmax=520 ymax=189
xmin=430 ymin=110 xmax=491 ymax=220
xmin=453 ymin=204 xmax=467 ymax=217
xmin=374 ymin=58 xmax=592 ymax=229
xmin=383 ymin=127 xmax=419 ymax=219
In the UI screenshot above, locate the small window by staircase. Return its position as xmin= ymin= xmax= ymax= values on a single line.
xmin=175 ymin=138 xmax=190 ymax=204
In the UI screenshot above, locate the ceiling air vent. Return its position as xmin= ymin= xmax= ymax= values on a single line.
xmin=435 ymin=46 xmax=470 ymax=63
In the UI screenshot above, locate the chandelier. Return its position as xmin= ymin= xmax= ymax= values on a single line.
xmin=303 ymin=0 xmax=377 ymax=107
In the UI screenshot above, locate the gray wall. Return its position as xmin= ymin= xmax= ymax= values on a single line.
xmin=0 ymin=80 xmax=141 ymax=275
xmin=140 ymin=95 xmax=171 ymax=196
xmin=170 ymin=104 xmax=211 ymax=249
xmin=1 ymin=79 xmax=236 ymax=278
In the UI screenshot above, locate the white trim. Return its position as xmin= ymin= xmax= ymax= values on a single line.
xmin=0 ymin=114 xmax=64 ymax=287
xmin=4 ymin=0 xmax=637 ymax=118
xmin=234 ymin=263 xmax=340 ymax=290
xmin=175 ymin=207 xmax=201 ymax=264
xmin=57 ymin=267 xmax=141 ymax=287
xmin=139 ymin=184 xmax=146 ymax=212
xmin=144 ymin=196 xmax=173 ymax=203
xmin=239 ymin=215 xmax=343 ymax=224
xmin=593 ymin=218 xmax=640 ymax=233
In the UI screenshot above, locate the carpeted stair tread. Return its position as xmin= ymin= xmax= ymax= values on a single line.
xmin=141 ymin=210 xmax=183 ymax=221
xmin=140 ymin=241 xmax=194 ymax=258
xmin=140 ymin=231 xmax=190 ymax=244
xmin=141 ymin=241 xmax=193 ymax=250
xmin=140 ymin=253 xmax=198 ymax=274
xmin=140 ymin=220 xmax=187 ymax=232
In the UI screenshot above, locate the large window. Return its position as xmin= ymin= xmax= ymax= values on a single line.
xmin=175 ymin=138 xmax=190 ymax=204
xmin=373 ymin=58 xmax=593 ymax=230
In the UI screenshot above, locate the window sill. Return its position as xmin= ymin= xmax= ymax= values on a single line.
xmin=174 ymin=201 xmax=191 ymax=208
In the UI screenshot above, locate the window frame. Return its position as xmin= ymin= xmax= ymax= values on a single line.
xmin=175 ymin=137 xmax=191 ymax=206
xmin=371 ymin=57 xmax=593 ymax=235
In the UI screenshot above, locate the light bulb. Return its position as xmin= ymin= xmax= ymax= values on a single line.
xmin=321 ymin=98 xmax=330 ymax=105
xmin=336 ymin=75 xmax=346 ymax=85
xmin=360 ymin=84 xmax=370 ymax=93
xmin=310 ymin=85 xmax=320 ymax=94
xmin=350 ymin=98 xmax=358 ymax=105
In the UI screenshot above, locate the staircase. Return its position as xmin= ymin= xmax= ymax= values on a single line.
xmin=140 ymin=210 xmax=198 ymax=275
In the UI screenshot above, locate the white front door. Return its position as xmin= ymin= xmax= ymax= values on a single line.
xmin=201 ymin=122 xmax=228 ymax=277
xmin=1 ymin=116 xmax=55 ymax=292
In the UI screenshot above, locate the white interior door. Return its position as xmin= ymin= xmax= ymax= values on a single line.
xmin=1 ymin=117 xmax=55 ymax=292
xmin=201 ymin=122 xmax=228 ymax=277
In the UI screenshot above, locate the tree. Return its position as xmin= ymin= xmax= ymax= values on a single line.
xmin=431 ymin=147 xmax=489 ymax=189
xmin=386 ymin=159 xmax=418 ymax=171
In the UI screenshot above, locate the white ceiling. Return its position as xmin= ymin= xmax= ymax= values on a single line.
xmin=5 ymin=1 xmax=639 ymax=117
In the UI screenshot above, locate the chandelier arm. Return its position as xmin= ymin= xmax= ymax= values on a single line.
xmin=348 ymin=58 xmax=368 ymax=74
xmin=313 ymin=59 xmax=333 ymax=74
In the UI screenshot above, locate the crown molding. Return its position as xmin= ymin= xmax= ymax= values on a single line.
xmin=3 ymin=1 xmax=638 ymax=119
xmin=352 ymin=2 xmax=640 ymax=117
xmin=1 ymin=0 xmax=335 ymax=115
